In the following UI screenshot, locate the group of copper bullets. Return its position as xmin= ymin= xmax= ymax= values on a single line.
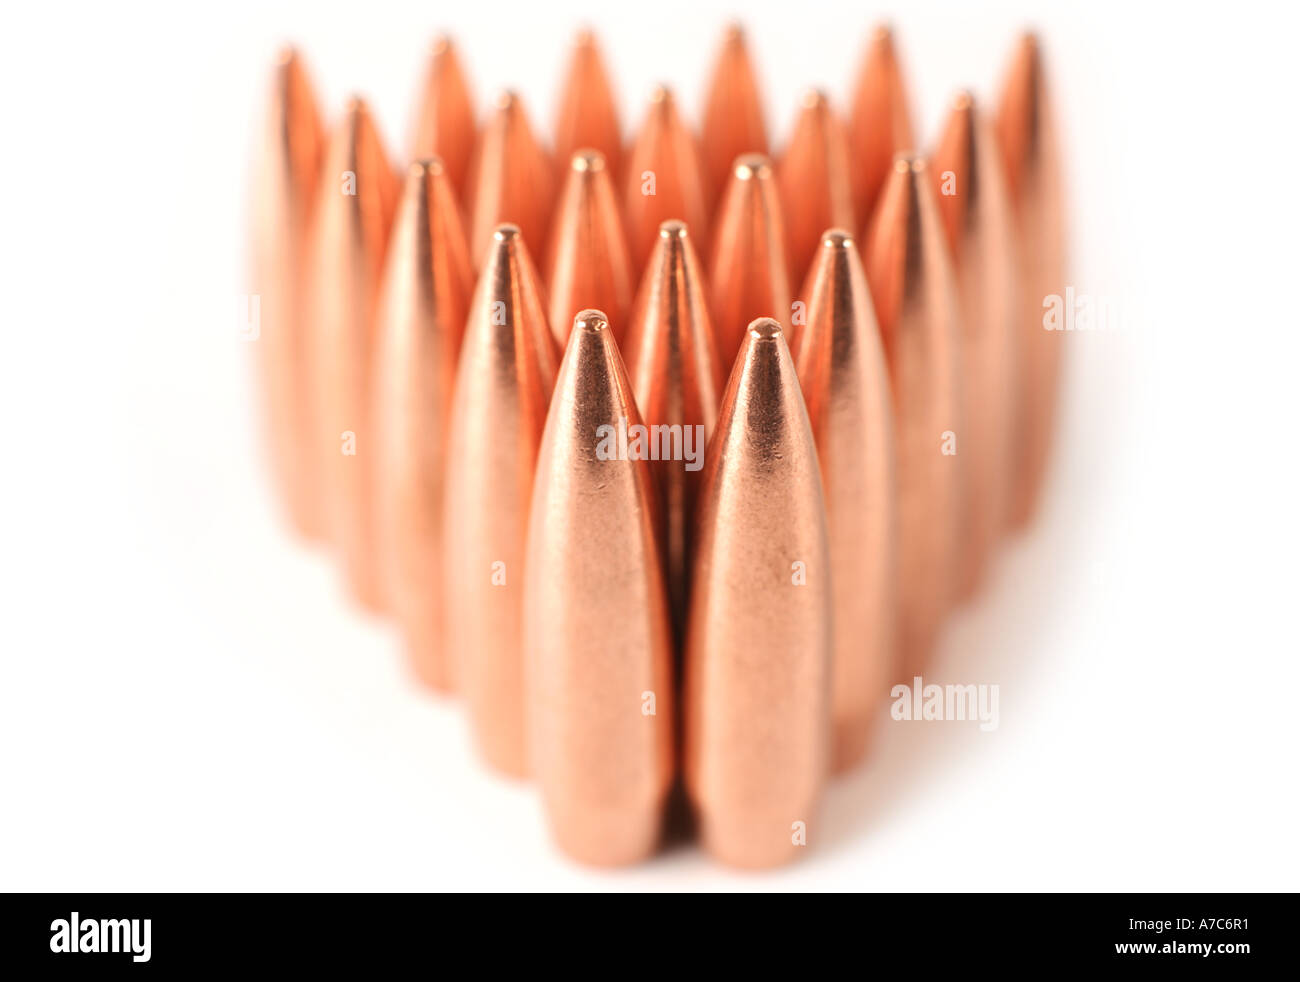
xmin=251 ymin=22 xmax=1064 ymax=868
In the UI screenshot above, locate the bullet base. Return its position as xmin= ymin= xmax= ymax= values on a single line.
xmin=543 ymin=797 xmax=665 ymax=867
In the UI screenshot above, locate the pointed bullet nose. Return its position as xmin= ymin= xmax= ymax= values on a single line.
xmin=931 ymin=90 xmax=1019 ymax=599
xmin=372 ymin=152 xmax=475 ymax=679
xmin=409 ymin=34 xmax=476 ymax=199
xmin=544 ymin=150 xmax=633 ymax=348
xmin=467 ymin=90 xmax=555 ymax=264
xmin=849 ymin=23 xmax=916 ymax=224
xmin=624 ymin=85 xmax=708 ymax=273
xmin=684 ymin=314 xmax=831 ymax=868
xmin=796 ymin=226 xmax=898 ymax=772
xmin=308 ymin=96 xmax=400 ymax=613
xmin=997 ymin=32 xmax=1067 ymax=530
xmin=524 ymin=307 xmax=675 ymax=866
xmin=708 ymin=153 xmax=790 ymax=364
xmin=253 ymin=48 xmax=325 ymax=541
xmin=447 ymin=222 xmax=556 ymax=778
xmin=778 ymin=88 xmax=855 ymax=286
xmin=865 ymin=152 xmax=964 ymax=673
xmin=700 ymin=24 xmax=769 ymax=215
xmin=624 ymin=220 xmax=723 ymax=649
xmin=553 ymin=29 xmax=622 ymax=185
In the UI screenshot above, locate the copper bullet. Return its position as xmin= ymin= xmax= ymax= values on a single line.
xmin=543 ymin=149 xmax=633 ymax=347
xmin=931 ymin=92 xmax=1019 ymax=597
xmin=524 ymin=310 xmax=675 ymax=866
xmin=372 ymin=158 xmax=474 ymax=687
xmin=623 ymin=85 xmax=709 ymax=275
xmin=777 ymin=89 xmax=854 ymax=287
xmin=553 ymin=29 xmax=623 ymax=186
xmin=708 ymin=153 xmax=790 ymax=364
xmin=308 ymin=97 xmax=400 ymax=611
xmin=466 ymin=91 xmax=555 ymax=266
xmin=684 ymin=317 xmax=831 ymax=868
xmin=793 ymin=231 xmax=897 ymax=772
xmin=997 ymin=33 xmax=1067 ymax=529
xmin=622 ymin=221 xmax=724 ymax=645
xmin=409 ymin=36 xmax=477 ymax=200
xmin=251 ymin=48 xmax=325 ymax=540
xmin=700 ymin=23 xmax=768 ymax=216
xmin=445 ymin=225 xmax=558 ymax=775
xmin=848 ymin=24 xmax=916 ymax=224
xmin=864 ymin=155 xmax=963 ymax=673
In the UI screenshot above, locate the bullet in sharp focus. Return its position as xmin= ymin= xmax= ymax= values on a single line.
xmin=848 ymin=24 xmax=915 ymax=225
xmin=544 ymin=149 xmax=633 ymax=347
xmin=409 ymin=36 xmax=477 ymax=201
xmin=524 ymin=309 xmax=676 ymax=866
xmin=865 ymin=155 xmax=963 ymax=674
xmin=623 ymin=85 xmax=709 ymax=275
xmin=684 ymin=317 xmax=831 ymax=868
xmin=466 ymin=91 xmax=555 ymax=266
xmin=931 ymin=91 xmax=1019 ymax=597
xmin=308 ymin=97 xmax=400 ymax=611
xmin=793 ymin=231 xmax=897 ymax=772
xmin=446 ymin=225 xmax=559 ymax=775
xmin=997 ymin=33 xmax=1067 ymax=529
xmin=777 ymin=89 xmax=855 ymax=287
xmin=700 ymin=23 xmax=768 ymax=217
xmin=553 ymin=29 xmax=623 ymax=187
xmin=708 ymin=153 xmax=790 ymax=364
xmin=622 ymin=220 xmax=724 ymax=647
xmin=373 ymin=158 xmax=474 ymax=685
xmin=252 ymin=48 xmax=325 ymax=541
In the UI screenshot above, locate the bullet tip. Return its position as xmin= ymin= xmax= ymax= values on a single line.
xmin=496 ymin=89 xmax=520 ymax=110
xmin=574 ymin=26 xmax=597 ymax=47
xmin=747 ymin=317 xmax=783 ymax=342
xmin=801 ymin=88 xmax=830 ymax=109
xmin=571 ymin=149 xmax=607 ymax=173
xmin=952 ymin=89 xmax=975 ymax=111
xmin=894 ymin=153 xmax=924 ymax=176
xmin=871 ymin=22 xmax=895 ymax=43
xmin=574 ymin=309 xmax=610 ymax=334
xmin=733 ymin=153 xmax=773 ymax=180
xmin=409 ymin=157 xmax=446 ymax=179
xmin=723 ymin=22 xmax=747 ymax=43
xmin=344 ymin=94 xmax=369 ymax=116
xmin=649 ymin=83 xmax=673 ymax=105
xmin=821 ymin=228 xmax=854 ymax=250
xmin=493 ymin=223 xmax=522 ymax=243
xmin=431 ymin=34 xmax=453 ymax=56
xmin=658 ymin=219 xmax=689 ymax=240
xmin=274 ymin=45 xmax=300 ymax=67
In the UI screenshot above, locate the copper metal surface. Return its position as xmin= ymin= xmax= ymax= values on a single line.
xmin=997 ymin=33 xmax=1066 ymax=529
xmin=864 ymin=155 xmax=963 ymax=674
xmin=524 ymin=310 xmax=676 ymax=865
xmin=307 ymin=98 xmax=400 ymax=611
xmin=622 ymin=221 xmax=723 ymax=646
xmin=848 ymin=25 xmax=915 ymax=226
xmin=708 ymin=154 xmax=790 ymax=364
xmin=793 ymin=231 xmax=897 ymax=772
xmin=931 ymin=92 xmax=1019 ymax=597
xmin=623 ymin=85 xmax=708 ymax=276
xmin=700 ymin=24 xmax=768 ymax=217
xmin=553 ymin=29 xmax=623 ymax=187
xmin=409 ymin=36 xmax=476 ymax=200
xmin=684 ymin=317 xmax=831 ymax=868
xmin=466 ymin=91 xmax=555 ymax=266
xmin=372 ymin=159 xmax=474 ymax=687
xmin=544 ymin=150 xmax=633 ymax=347
xmin=777 ymin=90 xmax=855 ymax=288
xmin=445 ymin=226 xmax=558 ymax=775
xmin=252 ymin=49 xmax=325 ymax=541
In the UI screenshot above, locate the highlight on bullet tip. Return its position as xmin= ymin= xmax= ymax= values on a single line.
xmin=409 ymin=157 xmax=445 ymax=178
xmin=801 ymin=88 xmax=829 ymax=109
xmin=734 ymin=153 xmax=773 ymax=180
xmin=574 ymin=308 xmax=610 ymax=333
xmin=493 ymin=223 xmax=521 ymax=242
xmin=747 ymin=317 xmax=783 ymax=341
xmin=953 ymin=89 xmax=975 ymax=111
xmin=571 ymin=149 xmax=606 ymax=173
xmin=649 ymin=83 xmax=672 ymax=104
xmin=894 ymin=153 xmax=924 ymax=175
xmin=821 ymin=228 xmax=854 ymax=250
xmin=658 ymin=219 xmax=689 ymax=239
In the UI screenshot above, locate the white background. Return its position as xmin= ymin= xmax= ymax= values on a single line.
xmin=1 ymin=0 xmax=1297 ymax=891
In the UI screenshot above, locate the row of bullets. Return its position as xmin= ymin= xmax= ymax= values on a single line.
xmin=249 ymin=24 xmax=1065 ymax=867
